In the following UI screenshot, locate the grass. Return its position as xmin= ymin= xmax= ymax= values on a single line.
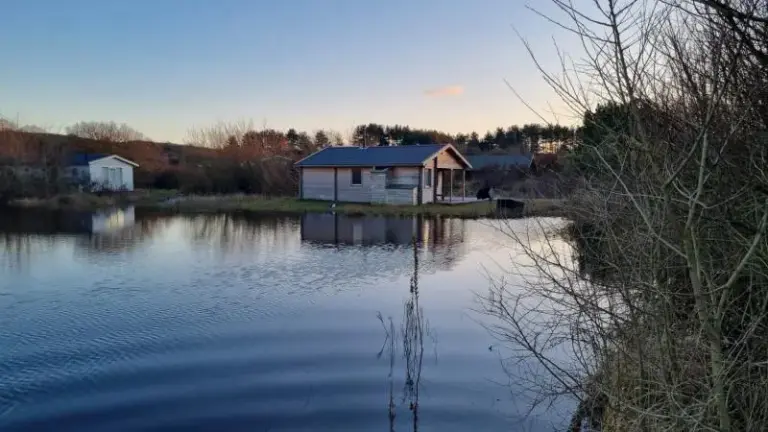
xmin=160 ymin=195 xmax=498 ymax=217
xmin=9 ymin=189 xmax=179 ymax=211
xmin=9 ymin=190 xmax=567 ymax=219
xmin=521 ymin=198 xmax=569 ymax=217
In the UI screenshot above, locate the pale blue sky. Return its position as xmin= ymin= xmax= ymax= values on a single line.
xmin=1 ymin=0 xmax=582 ymax=142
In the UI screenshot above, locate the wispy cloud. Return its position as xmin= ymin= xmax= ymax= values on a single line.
xmin=423 ymin=85 xmax=464 ymax=97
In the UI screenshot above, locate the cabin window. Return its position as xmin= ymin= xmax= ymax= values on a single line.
xmin=425 ymin=169 xmax=432 ymax=187
xmin=351 ymin=168 xmax=362 ymax=185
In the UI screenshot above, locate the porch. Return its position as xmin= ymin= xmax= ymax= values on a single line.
xmin=429 ymin=168 xmax=471 ymax=204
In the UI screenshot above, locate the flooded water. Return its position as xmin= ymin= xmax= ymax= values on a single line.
xmin=0 ymin=207 xmax=573 ymax=431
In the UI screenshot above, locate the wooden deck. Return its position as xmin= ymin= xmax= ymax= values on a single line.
xmin=438 ymin=196 xmax=526 ymax=218
xmin=435 ymin=196 xmax=481 ymax=205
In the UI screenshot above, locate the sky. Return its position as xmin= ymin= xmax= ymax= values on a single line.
xmin=1 ymin=0 xmax=584 ymax=143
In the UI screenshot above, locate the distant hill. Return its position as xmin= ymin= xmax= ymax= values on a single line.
xmin=0 ymin=131 xmax=240 ymax=187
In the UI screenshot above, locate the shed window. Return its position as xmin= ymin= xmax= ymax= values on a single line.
xmin=425 ymin=169 xmax=432 ymax=187
xmin=351 ymin=168 xmax=362 ymax=185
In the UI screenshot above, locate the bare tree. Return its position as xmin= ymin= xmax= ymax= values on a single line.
xmin=0 ymin=118 xmax=17 ymax=131
xmin=327 ymin=130 xmax=345 ymax=146
xmin=185 ymin=119 xmax=256 ymax=148
xmin=313 ymin=129 xmax=331 ymax=148
xmin=66 ymin=121 xmax=147 ymax=142
xmin=485 ymin=1 xmax=768 ymax=431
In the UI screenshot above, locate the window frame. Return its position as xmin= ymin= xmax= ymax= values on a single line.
xmin=424 ymin=168 xmax=432 ymax=187
xmin=351 ymin=167 xmax=363 ymax=185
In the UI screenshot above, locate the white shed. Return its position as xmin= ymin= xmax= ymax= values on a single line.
xmin=68 ymin=153 xmax=139 ymax=191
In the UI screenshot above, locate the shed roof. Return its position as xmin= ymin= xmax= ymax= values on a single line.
xmin=466 ymin=154 xmax=533 ymax=171
xmin=69 ymin=153 xmax=139 ymax=167
xmin=295 ymin=144 xmax=471 ymax=168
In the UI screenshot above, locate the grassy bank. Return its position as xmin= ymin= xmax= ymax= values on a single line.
xmin=9 ymin=189 xmax=179 ymax=211
xmin=9 ymin=191 xmax=567 ymax=218
xmin=159 ymin=195 xmax=498 ymax=217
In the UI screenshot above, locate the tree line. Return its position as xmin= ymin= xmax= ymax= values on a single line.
xmin=3 ymin=115 xmax=577 ymax=154
xmin=2 ymin=104 xmax=579 ymax=202
xmin=352 ymin=122 xmax=576 ymax=153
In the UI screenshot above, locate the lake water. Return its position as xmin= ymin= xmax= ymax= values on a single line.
xmin=0 ymin=207 xmax=573 ymax=431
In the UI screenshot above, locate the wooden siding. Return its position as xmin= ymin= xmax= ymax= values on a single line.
xmin=89 ymin=156 xmax=135 ymax=191
xmin=336 ymin=167 xmax=375 ymax=202
xmin=301 ymin=167 xmax=335 ymax=201
xmin=435 ymin=148 xmax=464 ymax=169
xmin=420 ymin=165 xmax=443 ymax=203
xmin=388 ymin=166 xmax=420 ymax=187
xmin=301 ymin=154 xmax=463 ymax=205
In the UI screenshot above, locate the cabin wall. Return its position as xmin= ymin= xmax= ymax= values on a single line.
xmin=371 ymin=172 xmax=416 ymax=205
xmin=419 ymin=164 xmax=443 ymax=203
xmin=302 ymin=161 xmax=459 ymax=205
xmin=301 ymin=167 xmax=336 ymax=200
xmin=336 ymin=167 xmax=377 ymax=203
xmin=388 ymin=167 xmax=420 ymax=187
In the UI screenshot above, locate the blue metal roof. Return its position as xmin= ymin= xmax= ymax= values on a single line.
xmin=466 ymin=154 xmax=533 ymax=171
xmin=296 ymin=144 xmax=468 ymax=167
xmin=69 ymin=153 xmax=109 ymax=166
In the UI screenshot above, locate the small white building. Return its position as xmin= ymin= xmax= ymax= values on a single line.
xmin=68 ymin=153 xmax=139 ymax=191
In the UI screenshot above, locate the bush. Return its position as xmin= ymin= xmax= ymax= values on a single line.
xmin=153 ymin=170 xmax=181 ymax=190
xmin=0 ymin=168 xmax=21 ymax=205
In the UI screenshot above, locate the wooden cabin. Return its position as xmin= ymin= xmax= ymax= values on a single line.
xmin=295 ymin=144 xmax=472 ymax=205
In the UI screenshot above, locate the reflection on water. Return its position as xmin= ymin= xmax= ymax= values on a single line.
xmin=301 ymin=213 xmax=467 ymax=273
xmin=0 ymin=209 xmax=567 ymax=431
xmin=300 ymin=213 xmax=465 ymax=247
xmin=402 ymin=238 xmax=425 ymax=431
xmin=0 ymin=207 xmax=174 ymax=270
xmin=376 ymin=238 xmax=427 ymax=432
xmin=0 ymin=206 xmax=136 ymax=235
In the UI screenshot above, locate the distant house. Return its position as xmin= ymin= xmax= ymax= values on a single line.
xmin=295 ymin=144 xmax=472 ymax=205
xmin=465 ymin=154 xmax=534 ymax=172
xmin=465 ymin=154 xmax=534 ymax=186
xmin=67 ymin=153 xmax=139 ymax=191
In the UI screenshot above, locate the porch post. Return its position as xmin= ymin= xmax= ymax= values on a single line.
xmin=417 ymin=166 xmax=423 ymax=205
xmin=449 ymin=169 xmax=453 ymax=202
xmin=298 ymin=167 xmax=304 ymax=199
xmin=333 ymin=167 xmax=338 ymax=202
xmin=462 ymin=170 xmax=466 ymax=199
xmin=432 ymin=158 xmax=438 ymax=203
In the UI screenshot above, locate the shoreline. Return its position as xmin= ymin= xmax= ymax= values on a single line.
xmin=7 ymin=192 xmax=567 ymax=219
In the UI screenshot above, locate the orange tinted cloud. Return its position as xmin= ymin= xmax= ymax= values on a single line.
xmin=424 ymin=85 xmax=464 ymax=97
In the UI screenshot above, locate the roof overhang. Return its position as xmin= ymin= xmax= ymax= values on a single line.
xmin=297 ymin=162 xmax=427 ymax=168
xmin=294 ymin=144 xmax=473 ymax=169
xmin=89 ymin=155 xmax=140 ymax=167
xmin=420 ymin=144 xmax=473 ymax=169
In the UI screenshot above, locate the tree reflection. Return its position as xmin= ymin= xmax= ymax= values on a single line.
xmin=402 ymin=236 xmax=424 ymax=431
xmin=179 ymin=212 xmax=299 ymax=254
xmin=378 ymin=237 xmax=429 ymax=431
xmin=301 ymin=213 xmax=468 ymax=276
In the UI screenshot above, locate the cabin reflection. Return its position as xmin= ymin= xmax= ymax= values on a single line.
xmin=300 ymin=213 xmax=465 ymax=248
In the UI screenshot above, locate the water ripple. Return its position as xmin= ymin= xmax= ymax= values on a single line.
xmin=0 ymin=212 xmax=568 ymax=431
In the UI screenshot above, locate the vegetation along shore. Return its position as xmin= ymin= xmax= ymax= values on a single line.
xmin=8 ymin=191 xmax=567 ymax=219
